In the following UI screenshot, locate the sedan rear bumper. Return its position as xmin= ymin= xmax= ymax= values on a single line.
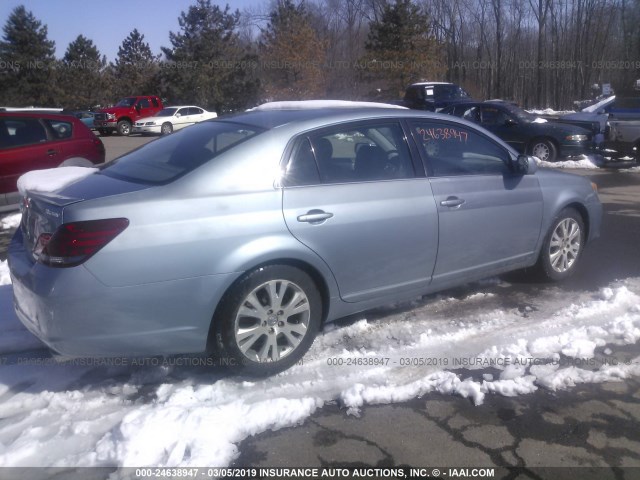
xmin=8 ymin=229 xmax=237 ymax=357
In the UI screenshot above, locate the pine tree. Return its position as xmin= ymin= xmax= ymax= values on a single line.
xmin=59 ymin=35 xmax=107 ymax=109
xmin=260 ymin=0 xmax=327 ymax=100
xmin=161 ymin=0 xmax=259 ymax=112
xmin=0 ymin=6 xmax=57 ymax=106
xmin=363 ymin=0 xmax=444 ymax=96
xmin=111 ymin=29 xmax=159 ymax=97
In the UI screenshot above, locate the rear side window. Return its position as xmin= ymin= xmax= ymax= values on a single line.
xmin=102 ymin=121 xmax=264 ymax=184
xmin=43 ymin=119 xmax=73 ymax=139
xmin=411 ymin=121 xmax=511 ymax=176
xmin=0 ymin=118 xmax=47 ymax=148
xmin=285 ymin=122 xmax=414 ymax=186
xmin=151 ymin=97 xmax=159 ymax=108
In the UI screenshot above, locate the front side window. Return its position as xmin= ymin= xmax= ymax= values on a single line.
xmin=116 ymin=97 xmax=136 ymax=107
xmin=284 ymin=122 xmax=414 ymax=186
xmin=177 ymin=108 xmax=190 ymax=117
xmin=101 ymin=121 xmax=264 ymax=184
xmin=157 ymin=108 xmax=178 ymax=117
xmin=138 ymin=98 xmax=150 ymax=109
xmin=411 ymin=121 xmax=511 ymax=176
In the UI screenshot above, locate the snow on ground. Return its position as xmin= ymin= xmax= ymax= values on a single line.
xmin=0 ymin=275 xmax=639 ymax=468
xmin=536 ymin=155 xmax=602 ymax=169
xmin=527 ymin=107 xmax=575 ymax=115
xmin=0 ymin=212 xmax=21 ymax=230
xmin=0 ymin=260 xmax=10 ymax=286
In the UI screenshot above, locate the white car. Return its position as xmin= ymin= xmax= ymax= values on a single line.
xmin=132 ymin=106 xmax=217 ymax=135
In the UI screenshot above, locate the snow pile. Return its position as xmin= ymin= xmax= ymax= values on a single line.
xmin=527 ymin=108 xmax=575 ymax=115
xmin=0 ymin=261 xmax=10 ymax=286
xmin=0 ymin=279 xmax=639 ymax=467
xmin=536 ymin=155 xmax=602 ymax=169
xmin=17 ymin=167 xmax=97 ymax=195
xmin=1 ymin=213 xmax=21 ymax=230
xmin=248 ymin=100 xmax=406 ymax=111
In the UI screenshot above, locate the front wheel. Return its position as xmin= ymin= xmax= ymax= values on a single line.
xmin=161 ymin=122 xmax=173 ymax=135
xmin=214 ymin=265 xmax=322 ymax=376
xmin=534 ymin=208 xmax=585 ymax=281
xmin=117 ymin=120 xmax=131 ymax=136
xmin=529 ymin=138 xmax=557 ymax=162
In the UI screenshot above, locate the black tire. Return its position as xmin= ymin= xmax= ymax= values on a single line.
xmin=213 ymin=265 xmax=322 ymax=376
xmin=161 ymin=122 xmax=173 ymax=135
xmin=529 ymin=138 xmax=558 ymax=162
xmin=99 ymin=129 xmax=111 ymax=136
xmin=117 ymin=120 xmax=131 ymax=136
xmin=533 ymin=207 xmax=585 ymax=281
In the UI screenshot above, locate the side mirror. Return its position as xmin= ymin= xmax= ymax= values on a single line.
xmin=515 ymin=155 xmax=538 ymax=175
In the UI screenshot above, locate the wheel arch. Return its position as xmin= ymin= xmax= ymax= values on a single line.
xmin=563 ymin=201 xmax=590 ymax=241
xmin=205 ymin=257 xmax=334 ymax=352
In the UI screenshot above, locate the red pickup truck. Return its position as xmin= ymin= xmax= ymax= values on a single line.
xmin=94 ymin=95 xmax=163 ymax=136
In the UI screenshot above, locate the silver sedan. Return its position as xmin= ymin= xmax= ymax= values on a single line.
xmin=8 ymin=104 xmax=602 ymax=376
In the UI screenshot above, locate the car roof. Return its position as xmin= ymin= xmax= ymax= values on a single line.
xmin=0 ymin=111 xmax=83 ymax=120
xmin=215 ymin=107 xmax=407 ymax=130
xmin=163 ymin=105 xmax=203 ymax=109
xmin=409 ymin=82 xmax=453 ymax=86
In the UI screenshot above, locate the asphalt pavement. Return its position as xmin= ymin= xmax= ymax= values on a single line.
xmin=231 ymin=167 xmax=640 ymax=477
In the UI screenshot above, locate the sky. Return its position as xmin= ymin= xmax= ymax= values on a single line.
xmin=0 ymin=0 xmax=262 ymax=62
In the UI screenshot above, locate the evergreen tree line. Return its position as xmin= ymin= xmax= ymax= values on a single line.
xmin=0 ymin=0 xmax=638 ymax=112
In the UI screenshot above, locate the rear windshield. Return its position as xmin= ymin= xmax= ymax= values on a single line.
xmin=101 ymin=121 xmax=264 ymax=184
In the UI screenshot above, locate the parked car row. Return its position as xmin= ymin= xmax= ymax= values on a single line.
xmin=8 ymin=101 xmax=602 ymax=376
xmin=0 ymin=110 xmax=105 ymax=211
xmin=441 ymin=101 xmax=597 ymax=162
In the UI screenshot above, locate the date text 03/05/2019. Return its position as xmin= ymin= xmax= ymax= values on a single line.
xmin=134 ymin=467 xmax=496 ymax=478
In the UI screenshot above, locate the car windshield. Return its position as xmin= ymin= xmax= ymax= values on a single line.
xmin=434 ymin=84 xmax=470 ymax=100
xmin=156 ymin=108 xmax=178 ymax=117
xmin=500 ymin=103 xmax=535 ymax=123
xmin=101 ymin=121 xmax=265 ymax=184
xmin=115 ymin=97 xmax=137 ymax=107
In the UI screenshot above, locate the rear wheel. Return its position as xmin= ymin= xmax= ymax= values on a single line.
xmin=529 ymin=138 xmax=557 ymax=162
xmin=214 ymin=265 xmax=322 ymax=376
xmin=534 ymin=208 xmax=585 ymax=281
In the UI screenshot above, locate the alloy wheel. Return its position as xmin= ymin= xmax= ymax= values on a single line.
xmin=233 ymin=279 xmax=311 ymax=363
xmin=548 ymin=218 xmax=581 ymax=273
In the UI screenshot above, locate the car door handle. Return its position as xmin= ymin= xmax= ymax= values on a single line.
xmin=47 ymin=149 xmax=58 ymax=157
xmin=440 ymin=196 xmax=465 ymax=208
xmin=297 ymin=210 xmax=333 ymax=224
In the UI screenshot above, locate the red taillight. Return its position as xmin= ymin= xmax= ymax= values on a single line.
xmin=94 ymin=137 xmax=105 ymax=152
xmin=39 ymin=218 xmax=129 ymax=267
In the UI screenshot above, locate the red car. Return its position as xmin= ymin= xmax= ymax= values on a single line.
xmin=0 ymin=111 xmax=105 ymax=210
